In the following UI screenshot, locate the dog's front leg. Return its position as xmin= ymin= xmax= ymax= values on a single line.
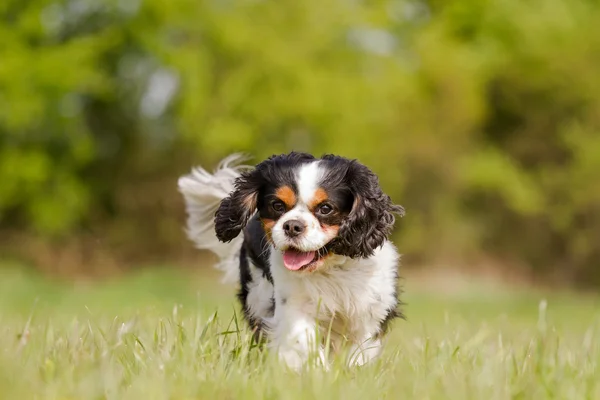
xmin=347 ymin=336 xmax=382 ymax=367
xmin=270 ymin=304 xmax=326 ymax=371
xmin=345 ymin=317 xmax=385 ymax=367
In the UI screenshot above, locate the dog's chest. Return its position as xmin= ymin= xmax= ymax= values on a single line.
xmin=285 ymin=263 xmax=393 ymax=324
xmin=270 ymin=242 xmax=399 ymax=336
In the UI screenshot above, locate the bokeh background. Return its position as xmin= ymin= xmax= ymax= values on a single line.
xmin=1 ymin=0 xmax=599 ymax=287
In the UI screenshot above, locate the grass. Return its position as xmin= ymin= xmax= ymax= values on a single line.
xmin=0 ymin=263 xmax=598 ymax=399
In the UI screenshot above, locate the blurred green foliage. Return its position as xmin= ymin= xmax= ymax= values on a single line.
xmin=1 ymin=0 xmax=599 ymax=284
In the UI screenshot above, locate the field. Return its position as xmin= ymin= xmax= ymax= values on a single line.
xmin=0 ymin=263 xmax=598 ymax=399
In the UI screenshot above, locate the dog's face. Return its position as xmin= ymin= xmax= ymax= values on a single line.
xmin=215 ymin=152 xmax=404 ymax=272
xmin=259 ymin=160 xmax=355 ymax=272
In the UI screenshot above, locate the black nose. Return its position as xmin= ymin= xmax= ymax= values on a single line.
xmin=283 ymin=219 xmax=305 ymax=237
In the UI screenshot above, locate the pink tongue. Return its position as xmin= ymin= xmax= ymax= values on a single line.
xmin=283 ymin=250 xmax=316 ymax=271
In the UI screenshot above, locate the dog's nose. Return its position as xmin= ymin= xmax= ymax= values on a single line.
xmin=283 ymin=219 xmax=305 ymax=237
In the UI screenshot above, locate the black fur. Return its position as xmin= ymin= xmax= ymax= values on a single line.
xmin=214 ymin=174 xmax=260 ymax=243
xmin=321 ymin=155 xmax=405 ymax=259
xmin=243 ymin=214 xmax=273 ymax=283
xmin=237 ymin=246 xmax=258 ymax=329
xmin=238 ymin=221 xmax=274 ymax=341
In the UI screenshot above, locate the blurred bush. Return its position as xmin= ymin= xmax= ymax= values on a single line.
xmin=1 ymin=0 xmax=599 ymax=285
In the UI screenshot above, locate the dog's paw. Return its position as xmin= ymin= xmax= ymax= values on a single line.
xmin=278 ymin=348 xmax=306 ymax=372
xmin=347 ymin=339 xmax=382 ymax=367
xmin=278 ymin=347 xmax=329 ymax=372
xmin=347 ymin=351 xmax=370 ymax=367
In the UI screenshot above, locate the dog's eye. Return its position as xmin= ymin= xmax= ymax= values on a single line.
xmin=317 ymin=204 xmax=333 ymax=215
xmin=272 ymin=200 xmax=286 ymax=213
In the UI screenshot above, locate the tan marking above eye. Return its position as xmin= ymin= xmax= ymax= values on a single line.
xmin=309 ymin=188 xmax=329 ymax=210
xmin=275 ymin=186 xmax=296 ymax=209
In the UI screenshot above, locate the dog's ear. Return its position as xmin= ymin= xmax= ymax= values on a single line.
xmin=215 ymin=169 xmax=262 ymax=242
xmin=327 ymin=157 xmax=405 ymax=258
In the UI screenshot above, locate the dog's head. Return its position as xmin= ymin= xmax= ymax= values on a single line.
xmin=215 ymin=152 xmax=405 ymax=272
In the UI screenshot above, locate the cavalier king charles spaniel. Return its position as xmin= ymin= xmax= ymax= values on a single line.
xmin=178 ymin=152 xmax=405 ymax=369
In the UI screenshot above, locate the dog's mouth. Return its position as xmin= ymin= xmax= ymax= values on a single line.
xmin=282 ymin=247 xmax=328 ymax=271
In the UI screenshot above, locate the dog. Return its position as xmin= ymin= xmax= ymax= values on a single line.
xmin=178 ymin=152 xmax=405 ymax=369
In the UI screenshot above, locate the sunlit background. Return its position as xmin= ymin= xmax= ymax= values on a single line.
xmin=2 ymin=0 xmax=599 ymax=287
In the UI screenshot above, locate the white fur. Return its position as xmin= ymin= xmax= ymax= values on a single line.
xmin=245 ymin=264 xmax=275 ymax=322
xmin=179 ymin=155 xmax=401 ymax=370
xmin=297 ymin=161 xmax=322 ymax=204
xmin=271 ymin=161 xmax=337 ymax=253
xmin=268 ymin=241 xmax=399 ymax=368
xmin=271 ymin=204 xmax=336 ymax=253
xmin=178 ymin=154 xmax=250 ymax=283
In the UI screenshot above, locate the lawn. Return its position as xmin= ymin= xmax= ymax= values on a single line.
xmin=0 ymin=263 xmax=598 ymax=399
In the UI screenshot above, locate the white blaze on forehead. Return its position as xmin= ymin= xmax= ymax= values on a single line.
xmin=271 ymin=161 xmax=334 ymax=252
xmin=296 ymin=161 xmax=323 ymax=205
